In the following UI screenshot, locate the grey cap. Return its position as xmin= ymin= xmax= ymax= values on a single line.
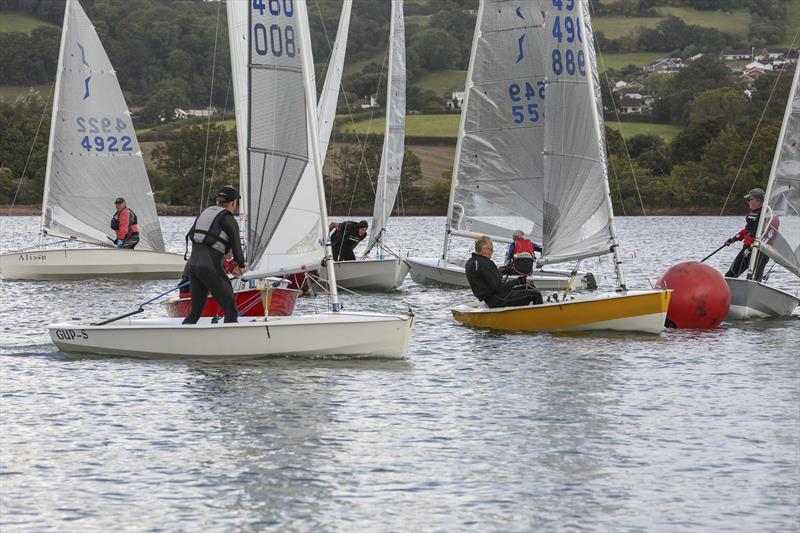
xmin=743 ymin=188 xmax=765 ymax=201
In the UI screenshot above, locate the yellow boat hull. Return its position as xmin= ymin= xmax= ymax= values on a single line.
xmin=451 ymin=290 xmax=672 ymax=334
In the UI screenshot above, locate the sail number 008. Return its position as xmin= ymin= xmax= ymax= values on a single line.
xmin=252 ymin=0 xmax=295 ymax=58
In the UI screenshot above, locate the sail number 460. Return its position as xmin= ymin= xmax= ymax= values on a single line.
xmin=253 ymin=0 xmax=295 ymax=58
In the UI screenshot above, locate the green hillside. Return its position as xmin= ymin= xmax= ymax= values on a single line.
xmin=416 ymin=69 xmax=467 ymax=95
xmin=0 ymin=11 xmax=56 ymax=34
xmin=339 ymin=114 xmax=460 ymax=138
xmin=593 ymin=7 xmax=751 ymax=40
xmin=606 ymin=121 xmax=682 ymax=140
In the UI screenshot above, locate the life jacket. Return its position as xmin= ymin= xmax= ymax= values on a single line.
xmin=735 ymin=207 xmax=761 ymax=247
xmin=110 ymin=207 xmax=139 ymax=237
xmin=187 ymin=206 xmax=230 ymax=255
xmin=513 ymin=238 xmax=535 ymax=257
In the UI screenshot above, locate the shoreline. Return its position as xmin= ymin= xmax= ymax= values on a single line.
xmin=0 ymin=205 xmax=734 ymax=217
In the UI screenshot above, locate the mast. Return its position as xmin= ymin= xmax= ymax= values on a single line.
xmin=39 ymin=0 xmax=71 ymax=244
xmin=579 ymin=0 xmax=626 ymax=290
xmin=441 ymin=0 xmax=484 ymax=260
xmin=748 ymin=65 xmax=800 ymax=278
xmin=298 ymin=1 xmax=341 ymax=311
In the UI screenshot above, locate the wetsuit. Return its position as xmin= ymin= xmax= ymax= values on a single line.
xmin=182 ymin=206 xmax=245 ymax=324
xmin=111 ymin=207 xmax=140 ymax=249
xmin=725 ymin=207 xmax=768 ymax=280
xmin=330 ymin=221 xmax=366 ymax=261
xmin=465 ymin=252 xmax=542 ymax=308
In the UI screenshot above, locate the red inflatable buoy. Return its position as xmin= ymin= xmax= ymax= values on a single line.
xmin=656 ymin=261 xmax=730 ymax=329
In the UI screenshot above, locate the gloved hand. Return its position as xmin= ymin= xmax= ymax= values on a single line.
xmin=115 ymin=239 xmax=124 ymax=248
xmin=724 ymin=237 xmax=735 ymax=246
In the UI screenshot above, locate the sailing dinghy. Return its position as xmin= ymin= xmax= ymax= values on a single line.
xmin=0 ymin=0 xmax=184 ymax=280
xmin=405 ymin=0 xmax=596 ymax=292
xmin=49 ymin=0 xmax=413 ymax=359
xmin=320 ymin=0 xmax=411 ymax=291
xmin=726 ymin=64 xmax=800 ymax=319
xmin=451 ymin=0 xmax=670 ymax=334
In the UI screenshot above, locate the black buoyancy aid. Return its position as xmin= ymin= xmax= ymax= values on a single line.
xmin=187 ymin=206 xmax=230 ymax=254
xmin=110 ymin=208 xmax=138 ymax=233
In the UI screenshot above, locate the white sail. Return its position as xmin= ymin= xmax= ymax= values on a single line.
xmin=537 ymin=0 xmax=620 ymax=267
xmin=444 ymin=1 xmax=547 ymax=251
xmin=366 ymin=0 xmax=406 ymax=252
xmin=41 ymin=0 xmax=164 ymax=251
xmin=753 ymin=65 xmax=800 ymax=277
xmin=231 ymin=0 xmax=351 ymax=278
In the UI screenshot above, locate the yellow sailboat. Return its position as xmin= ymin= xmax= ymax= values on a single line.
xmin=451 ymin=0 xmax=670 ymax=334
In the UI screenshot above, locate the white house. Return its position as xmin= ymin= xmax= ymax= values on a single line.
xmin=445 ymin=90 xmax=465 ymax=110
xmin=643 ymin=58 xmax=685 ymax=74
xmin=358 ymin=95 xmax=379 ymax=110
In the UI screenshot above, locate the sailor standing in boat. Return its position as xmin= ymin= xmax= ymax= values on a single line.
xmin=328 ymin=220 xmax=368 ymax=261
xmin=110 ymin=197 xmax=140 ymax=249
xmin=724 ymin=188 xmax=769 ymax=281
xmin=182 ymin=186 xmax=246 ymax=324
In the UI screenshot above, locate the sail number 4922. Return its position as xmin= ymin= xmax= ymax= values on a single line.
xmin=76 ymin=116 xmax=133 ymax=153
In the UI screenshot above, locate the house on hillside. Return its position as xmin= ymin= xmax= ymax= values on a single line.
xmin=612 ymin=80 xmax=644 ymax=96
xmin=173 ymin=107 xmax=216 ymax=120
xmin=721 ymin=49 xmax=753 ymax=61
xmin=445 ymin=90 xmax=465 ymax=110
xmin=642 ymin=57 xmax=685 ymax=74
xmin=620 ymin=97 xmax=646 ymax=114
xmin=357 ymin=95 xmax=379 ymax=110
xmin=737 ymin=67 xmax=766 ymax=83
xmin=745 ymin=60 xmax=773 ymax=72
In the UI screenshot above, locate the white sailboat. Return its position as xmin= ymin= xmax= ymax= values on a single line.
xmin=49 ymin=0 xmax=413 ymax=359
xmin=320 ymin=0 xmax=411 ymax=291
xmin=726 ymin=65 xmax=800 ymax=319
xmin=451 ymin=0 xmax=669 ymax=334
xmin=0 ymin=0 xmax=184 ymax=280
xmin=405 ymin=0 xmax=596 ymax=292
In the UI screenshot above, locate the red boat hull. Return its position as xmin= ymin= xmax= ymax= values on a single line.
xmin=164 ymin=287 xmax=299 ymax=318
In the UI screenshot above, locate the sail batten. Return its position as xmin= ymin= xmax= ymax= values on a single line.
xmin=751 ymin=65 xmax=800 ymax=277
xmin=443 ymin=1 xmax=548 ymax=256
xmin=42 ymin=0 xmax=164 ymax=251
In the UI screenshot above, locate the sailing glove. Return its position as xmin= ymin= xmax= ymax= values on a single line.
xmin=724 ymin=237 xmax=735 ymax=246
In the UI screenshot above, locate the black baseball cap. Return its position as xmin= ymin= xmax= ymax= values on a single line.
xmin=743 ymin=188 xmax=765 ymax=201
xmin=217 ymin=185 xmax=241 ymax=203
xmin=114 ymin=197 xmax=125 ymax=204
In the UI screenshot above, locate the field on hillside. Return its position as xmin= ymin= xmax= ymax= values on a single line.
xmin=0 ymin=83 xmax=52 ymax=100
xmin=596 ymin=52 xmax=665 ymax=71
xmin=415 ymin=69 xmax=467 ymax=95
xmin=339 ymin=114 xmax=460 ymax=137
xmin=607 ymin=121 xmax=682 ymax=140
xmin=0 ymin=11 xmax=56 ymax=34
xmin=778 ymin=0 xmax=800 ymax=47
xmin=593 ymin=7 xmax=750 ymax=40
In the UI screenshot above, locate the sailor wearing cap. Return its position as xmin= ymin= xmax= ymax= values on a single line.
xmin=110 ymin=197 xmax=140 ymax=249
xmin=328 ymin=219 xmax=368 ymax=261
xmin=182 ymin=185 xmax=246 ymax=324
xmin=723 ymin=188 xmax=769 ymax=280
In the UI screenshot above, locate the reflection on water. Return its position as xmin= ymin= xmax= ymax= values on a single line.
xmin=1 ymin=216 xmax=798 ymax=530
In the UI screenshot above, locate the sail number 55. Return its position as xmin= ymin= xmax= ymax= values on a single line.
xmin=253 ymin=0 xmax=295 ymax=58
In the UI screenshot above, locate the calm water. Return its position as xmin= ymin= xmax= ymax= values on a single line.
xmin=1 ymin=216 xmax=798 ymax=531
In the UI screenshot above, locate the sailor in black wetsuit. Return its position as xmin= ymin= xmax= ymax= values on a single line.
xmin=724 ymin=187 xmax=769 ymax=280
xmin=182 ymin=186 xmax=246 ymax=324
xmin=329 ymin=220 xmax=368 ymax=261
xmin=465 ymin=237 xmax=542 ymax=308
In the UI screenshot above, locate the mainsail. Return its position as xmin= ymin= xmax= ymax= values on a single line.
xmin=753 ymin=65 xmax=800 ymax=277
xmin=232 ymin=0 xmax=351 ymax=277
xmin=366 ymin=0 xmax=406 ymax=252
xmin=537 ymin=0 xmax=621 ymax=269
xmin=443 ymin=0 xmax=547 ymax=254
xmin=41 ymin=0 xmax=164 ymax=251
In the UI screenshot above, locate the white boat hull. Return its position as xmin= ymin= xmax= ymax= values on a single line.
xmin=725 ymin=277 xmax=800 ymax=320
xmin=49 ymin=312 xmax=414 ymax=360
xmin=0 ymin=247 xmax=186 ymax=280
xmin=406 ymin=256 xmax=596 ymax=291
xmin=321 ymin=257 xmax=411 ymax=291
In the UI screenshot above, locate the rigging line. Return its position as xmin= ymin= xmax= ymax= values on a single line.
xmin=313 ymin=0 xmax=335 ymax=92
xmin=204 ymin=77 xmax=232 ymax=208
xmin=594 ymin=33 xmax=644 ymax=216
xmin=199 ymin=0 xmax=223 ymax=210
xmin=8 ymin=86 xmax=54 ymax=217
xmin=720 ymin=28 xmax=799 ymax=215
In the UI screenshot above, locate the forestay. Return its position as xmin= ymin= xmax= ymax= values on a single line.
xmin=754 ymin=65 xmax=800 ymax=277
xmin=446 ymin=1 xmax=547 ymax=247
xmin=367 ymin=0 xmax=406 ymax=252
xmin=41 ymin=0 xmax=164 ymax=251
xmin=537 ymin=0 xmax=617 ymax=266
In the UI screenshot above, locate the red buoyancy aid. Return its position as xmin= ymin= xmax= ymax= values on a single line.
xmin=513 ymin=238 xmax=535 ymax=256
